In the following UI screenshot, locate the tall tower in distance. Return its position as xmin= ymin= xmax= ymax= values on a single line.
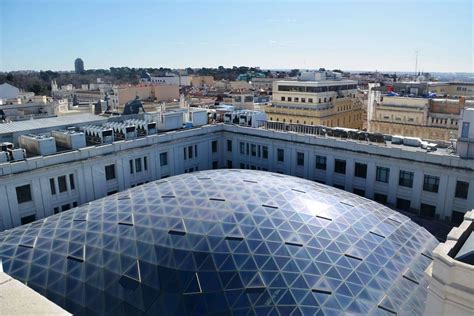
xmin=74 ymin=58 xmax=84 ymax=74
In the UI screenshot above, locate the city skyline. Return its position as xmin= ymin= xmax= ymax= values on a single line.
xmin=1 ymin=0 xmax=472 ymax=73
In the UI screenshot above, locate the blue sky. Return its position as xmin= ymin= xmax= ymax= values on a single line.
xmin=1 ymin=0 xmax=472 ymax=72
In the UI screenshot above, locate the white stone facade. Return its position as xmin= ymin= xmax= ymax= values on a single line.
xmin=1 ymin=124 xmax=474 ymax=231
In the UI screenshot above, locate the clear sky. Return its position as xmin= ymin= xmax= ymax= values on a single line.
xmin=0 ymin=0 xmax=472 ymax=72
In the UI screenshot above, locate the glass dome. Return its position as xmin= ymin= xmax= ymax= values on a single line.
xmin=0 ymin=170 xmax=438 ymax=315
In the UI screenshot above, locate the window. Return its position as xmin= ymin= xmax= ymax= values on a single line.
xmin=129 ymin=159 xmax=134 ymax=174
xmin=399 ymin=170 xmax=414 ymax=188
xmin=160 ymin=152 xmax=168 ymax=166
xmin=294 ymin=97 xmax=299 ymax=102
xmin=58 ymin=175 xmax=68 ymax=193
xmin=105 ymin=164 xmax=116 ymax=180
xmin=73 ymin=201 xmax=78 ymax=207
xmin=334 ymin=159 xmax=346 ymax=174
xmin=420 ymin=203 xmax=436 ymax=218
xmin=212 ymin=140 xmax=218 ymax=153
xmin=287 ymin=97 xmax=292 ymax=102
xmin=376 ymin=167 xmax=390 ymax=183
xmin=69 ymin=174 xmax=75 ymax=190
xmin=240 ymin=142 xmax=245 ymax=154
xmin=16 ymin=184 xmax=32 ymax=204
xmin=251 ymin=144 xmax=257 ymax=156
xmin=188 ymin=146 xmax=193 ymax=159
xmin=227 ymin=160 xmax=232 ymax=168
xmin=262 ymin=146 xmax=268 ymax=159
xmin=62 ymin=204 xmax=70 ymax=212
xmin=396 ymin=198 xmax=411 ymax=211
xmin=308 ymin=98 xmax=313 ymax=103
xmin=353 ymin=188 xmax=365 ymax=197
xmin=301 ymin=98 xmax=305 ymax=103
xmin=54 ymin=207 xmax=59 ymax=214
xmin=21 ymin=214 xmax=36 ymax=225
xmin=354 ymin=163 xmax=367 ymax=178
xmin=144 ymin=157 xmax=148 ymax=171
xmin=423 ymin=175 xmax=439 ymax=193
xmin=315 ymin=155 xmax=326 ymax=170
xmin=183 ymin=147 xmax=187 ymax=160
xmin=461 ymin=122 xmax=470 ymax=138
xmin=374 ymin=193 xmax=387 ymax=204
xmin=281 ymin=96 xmax=285 ymax=101
xmin=195 ymin=145 xmax=198 ymax=157
xmin=277 ymin=148 xmax=284 ymax=162
xmin=49 ymin=178 xmax=56 ymax=195
xmin=334 ymin=184 xmax=345 ymax=190
xmin=455 ymin=180 xmax=469 ymax=199
xmin=227 ymin=140 xmax=232 ymax=152
xmin=135 ymin=158 xmax=142 ymax=172
xmin=212 ymin=161 xmax=218 ymax=169
xmin=297 ymin=152 xmax=304 ymax=166
xmin=240 ymin=163 xmax=245 ymax=169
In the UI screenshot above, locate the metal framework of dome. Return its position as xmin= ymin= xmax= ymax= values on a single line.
xmin=0 ymin=170 xmax=438 ymax=315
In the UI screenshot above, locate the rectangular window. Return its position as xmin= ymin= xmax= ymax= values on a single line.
xmin=69 ymin=174 xmax=75 ymax=190
xmin=54 ymin=207 xmax=59 ymax=214
xmin=212 ymin=140 xmax=218 ymax=153
xmin=374 ymin=193 xmax=387 ymax=204
xmin=287 ymin=97 xmax=292 ymax=102
xmin=399 ymin=170 xmax=414 ymax=188
xmin=58 ymin=175 xmax=68 ymax=193
xmin=105 ymin=164 xmax=116 ymax=180
xmin=315 ymin=155 xmax=326 ymax=170
xmin=246 ymin=143 xmax=249 ymax=155
xmin=423 ymin=175 xmax=439 ymax=193
xmin=72 ymin=201 xmax=78 ymax=207
xmin=62 ymin=204 xmax=70 ymax=212
xmin=160 ymin=152 xmax=168 ymax=166
xmin=240 ymin=163 xmax=245 ymax=169
xmin=353 ymin=188 xmax=365 ymax=197
xmin=354 ymin=163 xmax=367 ymax=178
xmin=188 ymin=146 xmax=193 ymax=159
xmin=16 ymin=184 xmax=32 ymax=204
xmin=277 ymin=148 xmax=284 ymax=162
xmin=21 ymin=214 xmax=36 ymax=225
xmin=49 ymin=178 xmax=56 ymax=195
xmin=334 ymin=159 xmax=346 ymax=174
xmin=376 ymin=167 xmax=390 ymax=183
xmin=281 ymin=96 xmax=285 ymax=101
xmin=297 ymin=152 xmax=304 ymax=166
xmin=129 ymin=159 xmax=134 ymax=174
xmin=183 ymin=147 xmax=187 ymax=160
xmin=144 ymin=156 xmax=148 ymax=171
xmin=212 ymin=161 xmax=218 ymax=169
xmin=308 ymin=98 xmax=313 ymax=103
xmin=396 ymin=198 xmax=411 ymax=211
xmin=251 ymin=144 xmax=257 ymax=156
xmin=262 ymin=146 xmax=268 ymax=159
xmin=240 ymin=142 xmax=245 ymax=154
xmin=195 ymin=145 xmax=198 ymax=157
xmin=227 ymin=140 xmax=232 ymax=152
xmin=227 ymin=160 xmax=233 ymax=168
xmin=420 ymin=203 xmax=436 ymax=218
xmin=135 ymin=158 xmax=142 ymax=173
xmin=455 ymin=180 xmax=469 ymax=199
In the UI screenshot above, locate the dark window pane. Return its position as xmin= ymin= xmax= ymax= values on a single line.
xmin=16 ymin=184 xmax=32 ymax=204
xmin=315 ymin=155 xmax=326 ymax=170
xmin=69 ymin=174 xmax=75 ymax=190
xmin=58 ymin=176 xmax=67 ymax=193
xmin=354 ymin=163 xmax=367 ymax=178
xmin=334 ymin=159 xmax=346 ymax=174
xmin=105 ymin=164 xmax=116 ymax=180
xmin=399 ymin=170 xmax=414 ymax=188
xmin=49 ymin=178 xmax=56 ymax=195
xmin=455 ymin=180 xmax=469 ymax=199
xmin=423 ymin=175 xmax=439 ymax=193
xmin=376 ymin=167 xmax=390 ymax=183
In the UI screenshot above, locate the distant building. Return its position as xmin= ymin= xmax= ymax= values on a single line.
xmin=190 ymin=75 xmax=214 ymax=88
xmin=140 ymin=71 xmax=190 ymax=86
xmin=367 ymin=84 xmax=473 ymax=142
xmin=266 ymin=77 xmax=364 ymax=128
xmin=0 ymin=83 xmax=20 ymax=100
xmin=74 ymin=58 xmax=84 ymax=74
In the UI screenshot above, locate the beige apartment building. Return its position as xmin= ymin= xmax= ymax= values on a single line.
xmin=429 ymin=82 xmax=474 ymax=98
xmin=368 ymin=93 xmax=472 ymax=141
xmin=265 ymin=80 xmax=364 ymax=128
xmin=110 ymin=84 xmax=179 ymax=112
xmin=190 ymin=75 xmax=214 ymax=88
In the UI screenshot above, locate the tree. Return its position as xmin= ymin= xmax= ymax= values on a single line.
xmin=289 ymin=69 xmax=299 ymax=77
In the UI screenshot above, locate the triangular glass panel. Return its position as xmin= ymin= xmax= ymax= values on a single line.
xmin=183 ymin=273 xmax=202 ymax=295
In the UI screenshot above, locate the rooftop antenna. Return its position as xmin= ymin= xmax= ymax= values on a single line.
xmin=414 ymin=51 xmax=419 ymax=80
